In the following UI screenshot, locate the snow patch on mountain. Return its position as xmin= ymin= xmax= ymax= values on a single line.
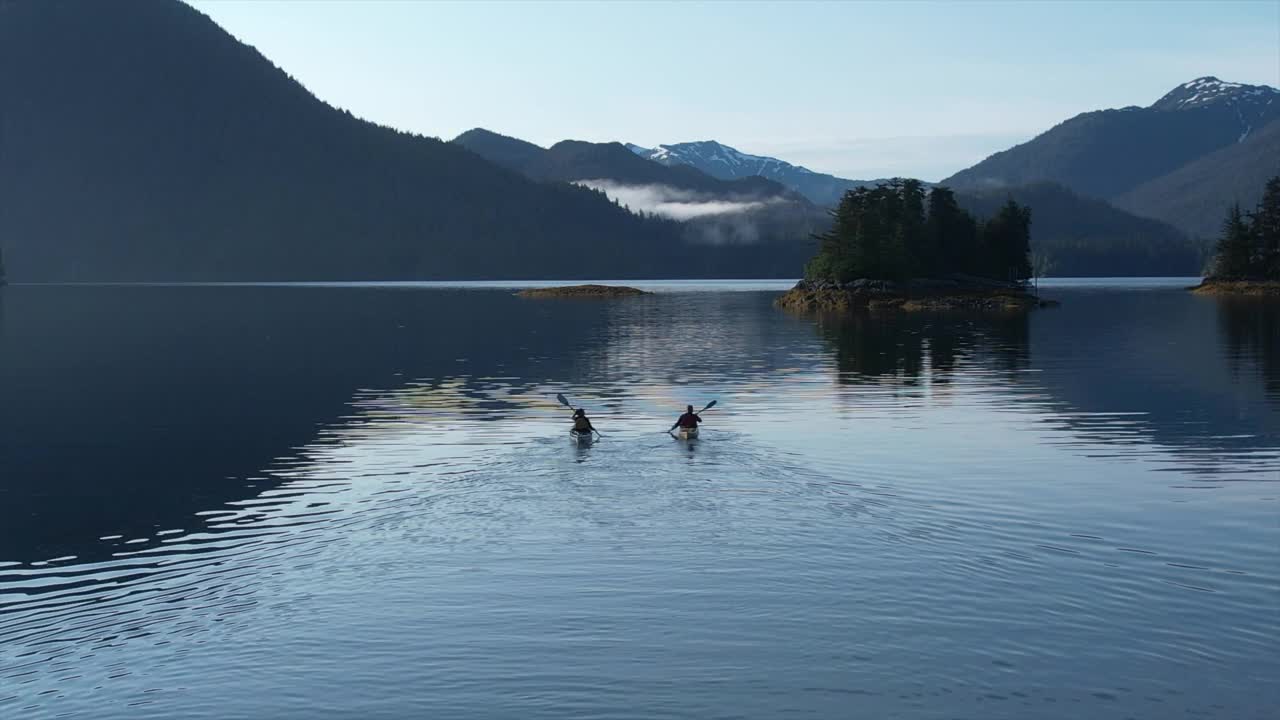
xmin=629 ymin=140 xmax=821 ymax=181
xmin=1148 ymin=76 xmax=1280 ymax=144
xmin=625 ymin=140 xmax=882 ymax=206
xmin=1152 ymin=76 xmax=1279 ymax=111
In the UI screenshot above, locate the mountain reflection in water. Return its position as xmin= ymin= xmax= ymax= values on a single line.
xmin=1 ymin=282 xmax=1275 ymax=565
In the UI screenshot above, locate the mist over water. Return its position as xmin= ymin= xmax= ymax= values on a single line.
xmin=0 ymin=281 xmax=1276 ymax=719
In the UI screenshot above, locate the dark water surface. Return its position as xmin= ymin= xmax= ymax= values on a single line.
xmin=1 ymin=279 xmax=1276 ymax=719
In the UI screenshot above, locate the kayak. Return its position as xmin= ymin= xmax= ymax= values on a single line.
xmin=675 ymin=426 xmax=699 ymax=440
xmin=570 ymin=429 xmax=594 ymax=443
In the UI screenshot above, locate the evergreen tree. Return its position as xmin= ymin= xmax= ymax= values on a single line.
xmin=1250 ymin=176 xmax=1280 ymax=279
xmin=877 ymin=180 xmax=908 ymax=279
xmin=899 ymin=179 xmax=927 ymax=276
xmin=860 ymin=187 xmax=889 ymax=278
xmin=980 ymin=200 xmax=1033 ymax=281
xmin=805 ymin=180 xmax=1029 ymax=283
xmin=927 ymin=187 xmax=980 ymax=276
xmin=808 ymin=189 xmax=861 ymax=281
xmin=1211 ymin=204 xmax=1255 ymax=279
xmin=922 ymin=188 xmax=949 ymax=276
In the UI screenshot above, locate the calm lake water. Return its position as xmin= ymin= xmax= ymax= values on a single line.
xmin=1 ymin=279 xmax=1276 ymax=719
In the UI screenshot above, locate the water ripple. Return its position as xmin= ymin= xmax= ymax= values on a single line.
xmin=1 ymin=284 xmax=1277 ymax=719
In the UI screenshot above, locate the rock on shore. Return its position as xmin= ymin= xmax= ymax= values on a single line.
xmin=1190 ymin=279 xmax=1280 ymax=297
xmin=776 ymin=276 xmax=1049 ymax=312
xmin=516 ymin=284 xmax=651 ymax=298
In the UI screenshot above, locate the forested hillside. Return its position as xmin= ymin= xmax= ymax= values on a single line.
xmin=1115 ymin=119 xmax=1280 ymax=239
xmin=957 ymin=184 xmax=1206 ymax=277
xmin=0 ymin=0 xmax=803 ymax=280
xmin=944 ymin=78 xmax=1279 ymax=201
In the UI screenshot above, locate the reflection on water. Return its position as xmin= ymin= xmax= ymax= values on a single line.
xmin=815 ymin=310 xmax=1030 ymax=383
xmin=0 ymin=286 xmax=610 ymax=562
xmin=1216 ymin=297 xmax=1280 ymax=402
xmin=0 ymin=282 xmax=1276 ymax=720
xmin=1027 ymin=286 xmax=1278 ymax=476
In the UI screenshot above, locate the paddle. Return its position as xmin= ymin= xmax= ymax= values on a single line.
xmin=668 ymin=400 xmax=717 ymax=434
xmin=558 ymin=393 xmax=602 ymax=438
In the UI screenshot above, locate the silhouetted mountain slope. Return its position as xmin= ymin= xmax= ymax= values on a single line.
xmin=452 ymin=128 xmax=547 ymax=177
xmin=1115 ymin=118 xmax=1280 ymax=239
xmin=2 ymin=0 xmax=813 ymax=280
xmin=943 ymin=77 xmax=1280 ymax=200
xmin=628 ymin=140 xmax=878 ymax=205
xmin=956 ymin=183 xmax=1205 ymax=276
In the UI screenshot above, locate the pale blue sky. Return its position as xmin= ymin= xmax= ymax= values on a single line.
xmin=188 ymin=1 xmax=1279 ymax=181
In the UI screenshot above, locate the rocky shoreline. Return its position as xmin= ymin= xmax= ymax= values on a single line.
xmin=516 ymin=284 xmax=651 ymax=299
xmin=1189 ymin=279 xmax=1280 ymax=297
xmin=776 ymin=276 xmax=1054 ymax=312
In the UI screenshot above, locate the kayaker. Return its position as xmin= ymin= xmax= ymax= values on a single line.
xmin=669 ymin=405 xmax=702 ymax=433
xmin=572 ymin=408 xmax=597 ymax=435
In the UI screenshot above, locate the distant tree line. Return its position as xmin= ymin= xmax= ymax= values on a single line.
xmin=805 ymin=179 xmax=1032 ymax=283
xmin=1208 ymin=176 xmax=1280 ymax=280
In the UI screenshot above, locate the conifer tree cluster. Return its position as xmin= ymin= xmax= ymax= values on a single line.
xmin=805 ymin=180 xmax=1033 ymax=283
xmin=1208 ymin=176 xmax=1280 ymax=280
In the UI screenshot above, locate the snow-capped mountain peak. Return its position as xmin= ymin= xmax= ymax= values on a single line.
xmin=1148 ymin=76 xmax=1280 ymax=144
xmin=1151 ymin=76 xmax=1278 ymax=111
xmin=629 ymin=140 xmax=818 ymax=180
xmin=624 ymin=140 xmax=877 ymax=205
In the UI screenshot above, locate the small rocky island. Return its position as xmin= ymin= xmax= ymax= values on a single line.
xmin=1191 ymin=176 xmax=1279 ymax=297
xmin=778 ymin=276 xmax=1047 ymax=312
xmin=780 ymin=180 xmax=1051 ymax=313
xmin=516 ymin=284 xmax=650 ymax=298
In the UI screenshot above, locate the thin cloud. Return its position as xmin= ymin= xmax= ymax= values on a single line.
xmin=576 ymin=180 xmax=782 ymax=221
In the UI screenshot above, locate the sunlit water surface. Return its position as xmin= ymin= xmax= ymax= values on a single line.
xmin=1 ymin=279 xmax=1276 ymax=719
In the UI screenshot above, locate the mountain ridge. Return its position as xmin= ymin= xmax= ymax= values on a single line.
xmin=628 ymin=140 xmax=879 ymax=206
xmin=1150 ymin=76 xmax=1279 ymax=113
xmin=942 ymin=76 xmax=1280 ymax=200
xmin=452 ymin=129 xmax=825 ymax=261
xmin=454 ymin=129 xmax=798 ymax=199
